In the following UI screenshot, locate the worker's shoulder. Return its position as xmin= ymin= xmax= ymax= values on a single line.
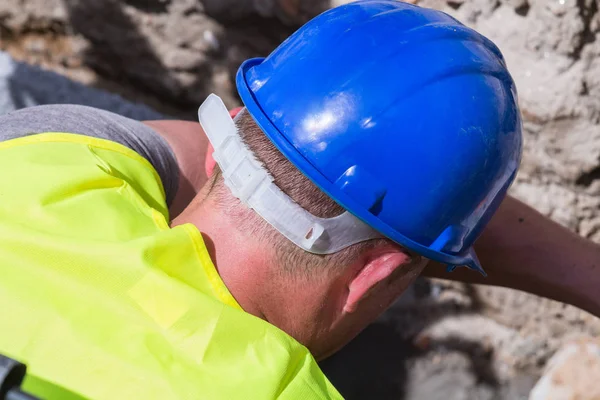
xmin=0 ymin=131 xmax=169 ymax=239
xmin=0 ymin=104 xmax=179 ymax=205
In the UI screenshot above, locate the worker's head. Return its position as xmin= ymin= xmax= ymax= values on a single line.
xmin=190 ymin=0 xmax=522 ymax=360
xmin=193 ymin=105 xmax=427 ymax=360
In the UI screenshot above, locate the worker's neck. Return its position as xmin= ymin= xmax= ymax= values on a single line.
xmin=172 ymin=202 xmax=270 ymax=320
xmin=170 ymin=197 xmax=340 ymax=352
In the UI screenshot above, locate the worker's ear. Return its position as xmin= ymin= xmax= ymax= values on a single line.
xmin=205 ymin=107 xmax=244 ymax=177
xmin=343 ymin=246 xmax=418 ymax=314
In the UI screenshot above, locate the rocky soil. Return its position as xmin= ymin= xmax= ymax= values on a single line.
xmin=1 ymin=0 xmax=600 ymax=399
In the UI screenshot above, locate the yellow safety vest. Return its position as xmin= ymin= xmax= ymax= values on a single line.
xmin=0 ymin=133 xmax=342 ymax=400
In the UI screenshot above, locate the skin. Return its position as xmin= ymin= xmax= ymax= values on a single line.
xmin=143 ymin=114 xmax=600 ymax=359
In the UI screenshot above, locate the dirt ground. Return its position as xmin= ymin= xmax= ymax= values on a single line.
xmin=1 ymin=0 xmax=599 ymax=399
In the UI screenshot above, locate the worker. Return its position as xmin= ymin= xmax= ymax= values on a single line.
xmin=0 ymin=1 xmax=598 ymax=399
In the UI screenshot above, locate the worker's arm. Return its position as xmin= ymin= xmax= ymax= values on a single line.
xmin=424 ymin=196 xmax=600 ymax=316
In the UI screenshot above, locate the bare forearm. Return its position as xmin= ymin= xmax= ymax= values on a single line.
xmin=425 ymin=196 xmax=600 ymax=316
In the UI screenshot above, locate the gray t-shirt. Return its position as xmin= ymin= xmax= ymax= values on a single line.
xmin=0 ymin=104 xmax=179 ymax=205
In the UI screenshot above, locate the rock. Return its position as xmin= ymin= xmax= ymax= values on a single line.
xmin=580 ymin=216 xmax=600 ymax=238
xmin=529 ymin=336 xmax=600 ymax=400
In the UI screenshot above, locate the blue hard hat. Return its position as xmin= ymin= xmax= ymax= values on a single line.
xmin=236 ymin=0 xmax=522 ymax=273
